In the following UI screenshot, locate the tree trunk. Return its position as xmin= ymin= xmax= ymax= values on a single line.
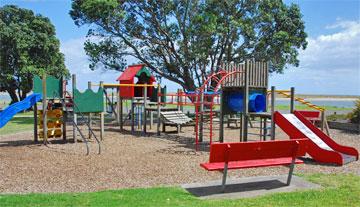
xmin=6 ymin=87 xmax=19 ymax=104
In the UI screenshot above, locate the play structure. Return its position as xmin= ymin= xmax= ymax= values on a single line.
xmin=85 ymin=62 xmax=358 ymax=165
xmin=1 ymin=74 xmax=103 ymax=155
xmin=0 ymin=61 xmax=358 ymax=165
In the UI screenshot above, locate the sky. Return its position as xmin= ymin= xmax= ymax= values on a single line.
xmin=1 ymin=0 xmax=360 ymax=95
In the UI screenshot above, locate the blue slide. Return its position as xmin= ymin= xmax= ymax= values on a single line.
xmin=0 ymin=93 xmax=42 ymax=128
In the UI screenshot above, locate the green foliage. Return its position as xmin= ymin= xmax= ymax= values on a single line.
xmin=0 ymin=5 xmax=68 ymax=103
xmin=347 ymin=99 xmax=360 ymax=124
xmin=327 ymin=113 xmax=348 ymax=122
xmin=70 ymin=0 xmax=307 ymax=91
xmin=0 ymin=174 xmax=359 ymax=207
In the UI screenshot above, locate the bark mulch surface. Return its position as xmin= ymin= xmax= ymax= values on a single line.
xmin=0 ymin=124 xmax=359 ymax=194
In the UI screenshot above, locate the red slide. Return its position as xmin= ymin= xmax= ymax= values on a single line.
xmin=274 ymin=110 xmax=358 ymax=165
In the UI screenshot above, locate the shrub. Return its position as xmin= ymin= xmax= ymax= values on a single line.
xmin=347 ymin=99 xmax=360 ymax=124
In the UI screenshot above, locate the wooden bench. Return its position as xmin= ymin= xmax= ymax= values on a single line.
xmin=160 ymin=111 xmax=194 ymax=132
xmin=200 ymin=139 xmax=308 ymax=191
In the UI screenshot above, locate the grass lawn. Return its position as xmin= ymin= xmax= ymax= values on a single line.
xmin=274 ymin=105 xmax=352 ymax=111
xmin=0 ymin=116 xmax=34 ymax=135
xmin=0 ymin=173 xmax=359 ymax=207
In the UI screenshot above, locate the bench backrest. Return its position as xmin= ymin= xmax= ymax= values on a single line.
xmin=209 ymin=139 xmax=308 ymax=163
xmin=296 ymin=110 xmax=320 ymax=119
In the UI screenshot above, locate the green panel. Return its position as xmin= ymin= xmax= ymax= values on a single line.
xmin=73 ymin=88 xmax=104 ymax=113
xmin=33 ymin=76 xmax=63 ymax=98
xmin=150 ymin=86 xmax=166 ymax=102
xmin=135 ymin=66 xmax=152 ymax=78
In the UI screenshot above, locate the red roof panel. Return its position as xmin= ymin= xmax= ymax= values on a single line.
xmin=116 ymin=64 xmax=146 ymax=81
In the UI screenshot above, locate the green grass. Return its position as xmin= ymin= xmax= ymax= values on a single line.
xmin=0 ymin=173 xmax=359 ymax=207
xmin=274 ymin=104 xmax=352 ymax=111
xmin=326 ymin=113 xmax=348 ymax=121
xmin=0 ymin=116 xmax=34 ymax=135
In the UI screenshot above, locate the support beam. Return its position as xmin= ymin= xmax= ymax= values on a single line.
xmin=243 ymin=60 xmax=250 ymax=142
xmin=290 ymin=87 xmax=295 ymax=113
xmin=34 ymin=103 xmax=38 ymax=142
xmin=157 ymin=84 xmax=161 ymax=136
xmin=271 ymin=86 xmax=276 ymax=140
xmin=100 ymin=81 xmax=105 ymax=140
xmin=219 ymin=91 xmax=224 ymax=143
xmin=199 ymin=89 xmax=204 ymax=142
xmin=42 ymin=74 xmax=48 ymax=144
xmin=131 ymin=97 xmax=135 ymax=134
xmin=88 ymin=81 xmax=92 ymax=139
xmin=143 ymin=84 xmax=147 ymax=135
xmin=72 ymin=74 xmax=77 ymax=143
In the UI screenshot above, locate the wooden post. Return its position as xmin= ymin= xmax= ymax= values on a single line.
xmin=219 ymin=90 xmax=224 ymax=143
xmin=290 ymin=87 xmax=295 ymax=113
xmin=179 ymin=89 xmax=184 ymax=133
xmin=33 ymin=103 xmax=38 ymax=142
xmin=199 ymin=89 xmax=204 ymax=142
xmin=320 ymin=110 xmax=325 ymax=131
xmin=143 ymin=84 xmax=147 ymax=134
xmin=239 ymin=113 xmax=243 ymax=142
xmin=271 ymin=86 xmax=276 ymax=140
xmin=72 ymin=74 xmax=77 ymax=143
xmin=263 ymin=117 xmax=267 ymax=141
xmin=88 ymin=81 xmax=92 ymax=139
xmin=157 ymin=84 xmax=161 ymax=136
xmin=42 ymin=74 xmax=48 ymax=144
xmin=120 ymin=96 xmax=123 ymax=132
xmin=62 ymin=108 xmax=67 ymax=141
xmin=116 ymin=85 xmax=121 ymax=125
xmin=100 ymin=81 xmax=105 ymax=140
xmin=131 ymin=97 xmax=135 ymax=133
xmin=243 ymin=60 xmax=249 ymax=142
xmin=177 ymin=89 xmax=181 ymax=133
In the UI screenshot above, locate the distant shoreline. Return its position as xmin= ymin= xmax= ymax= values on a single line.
xmin=0 ymin=92 xmax=359 ymax=101
xmin=276 ymin=97 xmax=358 ymax=101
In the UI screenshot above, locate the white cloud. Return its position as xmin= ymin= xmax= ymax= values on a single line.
xmin=271 ymin=19 xmax=360 ymax=95
xmin=60 ymin=38 xmax=134 ymax=90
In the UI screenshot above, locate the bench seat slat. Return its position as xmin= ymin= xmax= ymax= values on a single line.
xmin=200 ymin=157 xmax=304 ymax=171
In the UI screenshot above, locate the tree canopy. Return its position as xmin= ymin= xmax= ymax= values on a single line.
xmin=70 ymin=0 xmax=307 ymax=91
xmin=0 ymin=5 xmax=68 ymax=103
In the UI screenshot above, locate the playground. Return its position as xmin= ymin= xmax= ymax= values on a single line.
xmin=0 ymin=124 xmax=359 ymax=194
xmin=0 ymin=61 xmax=359 ymax=200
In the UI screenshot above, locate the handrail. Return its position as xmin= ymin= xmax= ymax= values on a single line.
xmin=273 ymin=90 xmax=325 ymax=112
xmin=63 ymin=91 xmax=102 ymax=155
xmin=92 ymin=83 xmax=157 ymax=87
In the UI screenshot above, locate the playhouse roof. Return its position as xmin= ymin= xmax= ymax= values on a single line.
xmin=116 ymin=64 xmax=155 ymax=82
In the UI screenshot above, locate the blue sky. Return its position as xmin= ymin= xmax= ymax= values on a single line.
xmin=1 ymin=0 xmax=360 ymax=95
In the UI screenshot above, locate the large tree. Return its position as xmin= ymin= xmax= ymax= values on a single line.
xmin=0 ymin=5 xmax=68 ymax=103
xmin=70 ymin=0 xmax=307 ymax=91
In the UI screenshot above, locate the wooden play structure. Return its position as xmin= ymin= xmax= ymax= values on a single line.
xmin=32 ymin=74 xmax=103 ymax=155
xmin=95 ymin=62 xmax=333 ymax=144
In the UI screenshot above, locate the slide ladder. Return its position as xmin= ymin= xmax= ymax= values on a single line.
xmin=274 ymin=111 xmax=358 ymax=165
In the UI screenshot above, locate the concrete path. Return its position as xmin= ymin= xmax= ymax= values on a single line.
xmin=182 ymin=175 xmax=320 ymax=199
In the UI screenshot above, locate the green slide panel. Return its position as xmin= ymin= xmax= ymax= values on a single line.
xmin=73 ymin=88 xmax=104 ymax=113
